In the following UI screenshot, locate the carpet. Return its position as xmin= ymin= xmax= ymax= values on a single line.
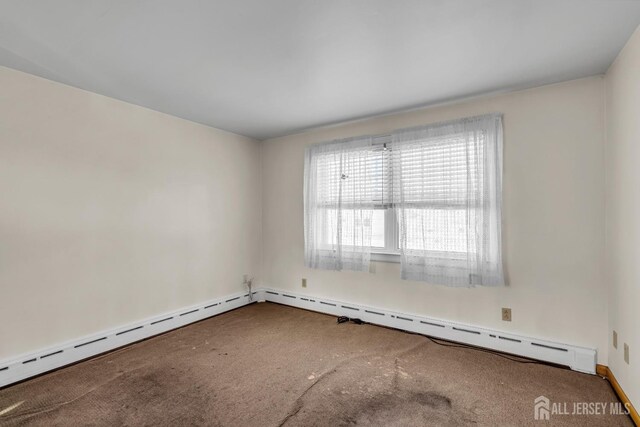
xmin=0 ymin=302 xmax=632 ymax=426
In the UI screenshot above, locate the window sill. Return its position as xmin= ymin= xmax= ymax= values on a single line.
xmin=371 ymin=252 xmax=400 ymax=263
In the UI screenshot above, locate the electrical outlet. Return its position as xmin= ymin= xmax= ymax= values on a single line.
xmin=624 ymin=343 xmax=630 ymax=364
xmin=501 ymin=307 xmax=512 ymax=322
xmin=302 ymin=278 xmax=307 ymax=288
xmin=613 ymin=330 xmax=618 ymax=349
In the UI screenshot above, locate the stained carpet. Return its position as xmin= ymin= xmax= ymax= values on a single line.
xmin=0 ymin=302 xmax=632 ymax=426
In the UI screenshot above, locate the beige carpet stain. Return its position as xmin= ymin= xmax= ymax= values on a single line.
xmin=0 ymin=302 xmax=632 ymax=426
xmin=0 ymin=402 xmax=24 ymax=417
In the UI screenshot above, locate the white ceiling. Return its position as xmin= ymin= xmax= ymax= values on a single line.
xmin=1 ymin=1 xmax=640 ymax=140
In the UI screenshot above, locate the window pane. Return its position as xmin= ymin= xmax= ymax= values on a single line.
xmin=315 ymin=146 xmax=391 ymax=208
xmin=316 ymin=208 xmax=384 ymax=248
xmin=371 ymin=209 xmax=385 ymax=248
xmin=318 ymin=208 xmax=374 ymax=247
xmin=402 ymin=208 xmax=475 ymax=254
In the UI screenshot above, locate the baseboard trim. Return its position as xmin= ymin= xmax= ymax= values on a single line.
xmin=0 ymin=286 xmax=599 ymax=390
xmin=597 ymin=364 xmax=639 ymax=426
xmin=260 ymin=287 xmax=597 ymax=374
xmin=0 ymin=289 xmax=263 ymax=389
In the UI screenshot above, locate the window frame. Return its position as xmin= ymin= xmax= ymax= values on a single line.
xmin=368 ymin=135 xmax=401 ymax=262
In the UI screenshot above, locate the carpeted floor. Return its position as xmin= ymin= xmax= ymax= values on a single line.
xmin=0 ymin=302 xmax=632 ymax=426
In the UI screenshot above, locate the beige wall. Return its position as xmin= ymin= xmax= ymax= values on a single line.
xmin=0 ymin=66 xmax=262 ymax=360
xmin=2 ymin=60 xmax=622 ymax=385
xmin=262 ymin=77 xmax=608 ymax=363
xmin=605 ymin=26 xmax=640 ymax=408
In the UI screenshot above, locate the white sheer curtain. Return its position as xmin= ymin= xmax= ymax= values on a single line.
xmin=304 ymin=136 xmax=375 ymax=271
xmin=391 ymin=114 xmax=504 ymax=286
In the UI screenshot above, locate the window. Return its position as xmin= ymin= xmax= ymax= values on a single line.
xmin=393 ymin=132 xmax=482 ymax=257
xmin=309 ymin=136 xmax=398 ymax=259
xmin=304 ymin=114 xmax=504 ymax=286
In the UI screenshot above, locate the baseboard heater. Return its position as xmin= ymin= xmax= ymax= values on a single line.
xmin=260 ymin=287 xmax=597 ymax=375
xmin=0 ymin=286 xmax=596 ymax=388
xmin=0 ymin=290 xmax=259 ymax=388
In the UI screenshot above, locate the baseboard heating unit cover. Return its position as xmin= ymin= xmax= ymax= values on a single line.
xmin=1 ymin=286 xmax=596 ymax=388
xmin=0 ymin=290 xmax=262 ymax=388
xmin=260 ymin=287 xmax=596 ymax=374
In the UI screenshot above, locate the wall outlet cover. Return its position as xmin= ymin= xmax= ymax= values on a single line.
xmin=613 ymin=330 xmax=618 ymax=349
xmin=624 ymin=343 xmax=629 ymax=364
xmin=502 ymin=307 xmax=512 ymax=322
xmin=302 ymin=278 xmax=307 ymax=288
